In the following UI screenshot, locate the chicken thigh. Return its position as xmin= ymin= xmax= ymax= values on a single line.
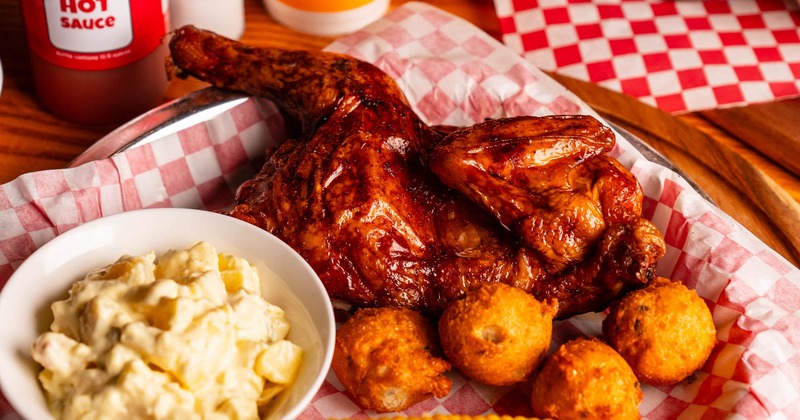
xmin=167 ymin=26 xmax=665 ymax=318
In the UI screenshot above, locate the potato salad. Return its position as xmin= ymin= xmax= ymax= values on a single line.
xmin=31 ymin=241 xmax=303 ymax=420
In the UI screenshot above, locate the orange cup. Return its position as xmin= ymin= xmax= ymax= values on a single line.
xmin=264 ymin=0 xmax=389 ymax=36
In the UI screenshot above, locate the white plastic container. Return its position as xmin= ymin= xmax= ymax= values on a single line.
xmin=264 ymin=0 xmax=389 ymax=37
xmin=169 ymin=0 xmax=245 ymax=40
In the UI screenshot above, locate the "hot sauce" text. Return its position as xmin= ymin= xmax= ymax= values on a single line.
xmin=59 ymin=0 xmax=115 ymax=29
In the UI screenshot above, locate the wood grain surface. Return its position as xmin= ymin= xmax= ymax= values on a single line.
xmin=700 ymin=100 xmax=800 ymax=178
xmin=1 ymin=0 xmax=798 ymax=267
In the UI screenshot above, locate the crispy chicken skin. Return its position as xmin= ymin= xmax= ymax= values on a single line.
xmin=167 ymin=26 xmax=666 ymax=318
xmin=429 ymin=116 xmax=645 ymax=272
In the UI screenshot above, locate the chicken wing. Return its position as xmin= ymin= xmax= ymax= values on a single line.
xmin=167 ymin=26 xmax=665 ymax=318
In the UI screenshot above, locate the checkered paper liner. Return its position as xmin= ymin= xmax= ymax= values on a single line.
xmin=1 ymin=2 xmax=799 ymax=419
xmin=495 ymin=0 xmax=800 ymax=113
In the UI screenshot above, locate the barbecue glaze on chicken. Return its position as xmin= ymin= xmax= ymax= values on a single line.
xmin=167 ymin=26 xmax=666 ymax=318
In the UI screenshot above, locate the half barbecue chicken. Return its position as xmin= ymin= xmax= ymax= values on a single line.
xmin=167 ymin=26 xmax=666 ymax=318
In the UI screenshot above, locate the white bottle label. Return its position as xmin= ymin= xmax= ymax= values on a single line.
xmin=22 ymin=0 xmax=167 ymax=71
xmin=44 ymin=0 xmax=134 ymax=53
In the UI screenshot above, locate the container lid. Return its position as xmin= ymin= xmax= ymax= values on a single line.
xmin=264 ymin=0 xmax=389 ymax=37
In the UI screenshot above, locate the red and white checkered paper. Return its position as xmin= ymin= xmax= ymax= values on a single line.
xmin=1 ymin=2 xmax=799 ymax=419
xmin=495 ymin=0 xmax=800 ymax=113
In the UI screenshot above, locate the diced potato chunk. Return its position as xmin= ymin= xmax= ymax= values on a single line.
xmin=256 ymin=340 xmax=303 ymax=384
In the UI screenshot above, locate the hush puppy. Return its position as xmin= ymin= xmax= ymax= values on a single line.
xmin=332 ymin=306 xmax=452 ymax=413
xmin=531 ymin=337 xmax=642 ymax=420
xmin=438 ymin=282 xmax=557 ymax=386
xmin=603 ymin=277 xmax=717 ymax=385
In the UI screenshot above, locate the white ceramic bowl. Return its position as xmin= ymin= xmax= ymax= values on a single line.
xmin=0 ymin=208 xmax=335 ymax=420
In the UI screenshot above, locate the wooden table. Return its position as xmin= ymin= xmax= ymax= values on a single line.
xmin=1 ymin=0 xmax=799 ymax=267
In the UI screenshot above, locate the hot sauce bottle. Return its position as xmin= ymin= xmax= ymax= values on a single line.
xmin=21 ymin=0 xmax=170 ymax=125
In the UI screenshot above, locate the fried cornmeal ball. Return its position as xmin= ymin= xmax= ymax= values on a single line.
xmin=438 ymin=282 xmax=557 ymax=386
xmin=531 ymin=337 xmax=642 ymax=420
xmin=602 ymin=277 xmax=717 ymax=385
xmin=332 ymin=306 xmax=452 ymax=413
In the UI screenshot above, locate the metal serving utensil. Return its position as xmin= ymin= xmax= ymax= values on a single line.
xmin=69 ymin=88 xmax=249 ymax=168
